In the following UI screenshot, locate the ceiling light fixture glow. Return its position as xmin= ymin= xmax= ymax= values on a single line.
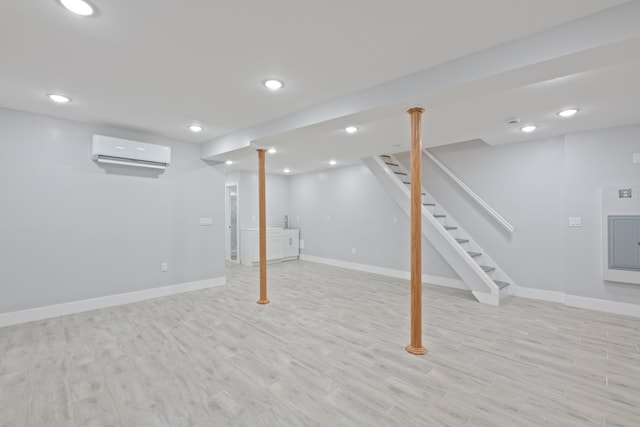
xmin=59 ymin=0 xmax=94 ymax=16
xmin=329 ymin=160 xmax=337 ymax=166
xmin=263 ymin=79 xmax=284 ymax=90
xmin=557 ymin=108 xmax=580 ymax=118
xmin=345 ymin=126 xmax=358 ymax=134
xmin=268 ymin=148 xmax=277 ymax=154
xmin=47 ymin=93 xmax=71 ymax=103
xmin=225 ymin=160 xmax=233 ymax=165
xmin=283 ymin=168 xmax=290 ymax=174
xmin=520 ymin=125 xmax=537 ymax=133
xmin=189 ymin=124 xmax=203 ymax=132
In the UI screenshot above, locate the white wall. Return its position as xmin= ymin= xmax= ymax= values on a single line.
xmin=287 ymin=164 xmax=459 ymax=278
xmin=397 ymin=124 xmax=640 ymax=305
xmin=226 ymin=170 xmax=290 ymax=229
xmin=0 ymin=108 xmax=226 ymax=314
xmin=564 ymin=125 xmax=640 ymax=304
xmin=397 ymin=137 xmax=567 ymax=294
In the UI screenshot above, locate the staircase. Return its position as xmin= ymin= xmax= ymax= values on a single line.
xmin=363 ymin=154 xmax=514 ymax=306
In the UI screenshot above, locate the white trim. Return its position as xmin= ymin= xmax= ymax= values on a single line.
xmin=301 ymin=256 xmax=640 ymax=318
xmin=424 ymin=149 xmax=514 ymax=233
xmin=510 ymin=285 xmax=640 ymax=318
xmin=300 ymin=254 xmax=466 ymax=290
xmin=472 ymin=291 xmax=499 ymax=307
xmin=423 ymin=274 xmax=468 ymax=290
xmin=509 ymin=285 xmax=566 ymax=303
xmin=565 ymin=295 xmax=640 ymax=318
xmin=0 ymin=277 xmax=226 ymax=327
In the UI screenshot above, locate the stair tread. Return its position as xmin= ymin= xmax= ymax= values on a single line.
xmin=467 ymin=251 xmax=482 ymax=257
xmin=394 ymin=171 xmax=408 ymax=176
xmin=433 ymin=214 xmax=446 ymax=218
xmin=494 ymin=280 xmax=510 ymax=289
xmin=480 ymin=265 xmax=495 ymax=273
xmin=456 ymin=239 xmax=469 ymax=243
xmin=403 ymin=181 xmax=411 ymax=185
xmin=444 ymin=226 xmax=457 ymax=230
xmin=423 ymin=203 xmax=435 ymax=206
xmin=385 ymin=162 xmax=399 ymax=167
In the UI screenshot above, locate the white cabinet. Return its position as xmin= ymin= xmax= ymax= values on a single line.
xmin=240 ymin=228 xmax=299 ymax=266
xmin=283 ymin=229 xmax=300 ymax=260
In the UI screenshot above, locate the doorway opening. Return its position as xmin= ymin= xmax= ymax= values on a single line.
xmin=225 ymin=184 xmax=239 ymax=262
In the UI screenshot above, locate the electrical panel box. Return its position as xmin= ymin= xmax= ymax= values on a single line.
xmin=608 ymin=216 xmax=640 ymax=271
xmin=602 ymin=185 xmax=640 ymax=284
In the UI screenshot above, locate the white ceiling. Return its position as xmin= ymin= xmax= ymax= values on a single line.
xmin=221 ymin=33 xmax=640 ymax=175
xmin=0 ymin=0 xmax=639 ymax=172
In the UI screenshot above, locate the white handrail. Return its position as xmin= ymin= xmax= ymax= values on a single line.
xmin=423 ymin=149 xmax=515 ymax=233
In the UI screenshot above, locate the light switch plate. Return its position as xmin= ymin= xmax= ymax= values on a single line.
xmin=569 ymin=217 xmax=582 ymax=227
xmin=199 ymin=217 xmax=213 ymax=226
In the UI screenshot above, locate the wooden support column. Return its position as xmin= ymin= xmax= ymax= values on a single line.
xmin=257 ymin=149 xmax=269 ymax=305
xmin=406 ymin=107 xmax=427 ymax=355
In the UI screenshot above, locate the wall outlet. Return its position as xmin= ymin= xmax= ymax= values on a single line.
xmin=300 ymin=239 xmax=305 ymax=249
xmin=393 ymin=217 xmax=398 ymax=224
xmin=326 ymin=215 xmax=331 ymax=221
xmin=569 ymin=217 xmax=582 ymax=227
xmin=161 ymin=262 xmax=168 ymax=272
xmin=351 ymin=248 xmax=356 ymax=254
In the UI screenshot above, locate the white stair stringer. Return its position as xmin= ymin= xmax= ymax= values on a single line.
xmin=363 ymin=155 xmax=514 ymax=306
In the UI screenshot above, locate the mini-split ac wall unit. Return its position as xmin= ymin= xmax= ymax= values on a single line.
xmin=91 ymin=135 xmax=171 ymax=170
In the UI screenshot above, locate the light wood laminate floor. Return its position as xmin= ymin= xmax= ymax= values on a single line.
xmin=1 ymin=260 xmax=639 ymax=426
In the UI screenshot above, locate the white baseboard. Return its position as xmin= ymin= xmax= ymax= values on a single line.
xmin=0 ymin=277 xmax=226 ymax=328
xmin=301 ymin=256 xmax=640 ymax=318
xmin=510 ymin=285 xmax=640 ymax=318
xmin=300 ymin=254 xmax=466 ymax=290
xmin=565 ymin=295 xmax=640 ymax=318
xmin=509 ymin=285 xmax=566 ymax=303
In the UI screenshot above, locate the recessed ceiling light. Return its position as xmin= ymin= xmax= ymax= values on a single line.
xmin=263 ymin=79 xmax=284 ymax=90
xmin=59 ymin=0 xmax=94 ymax=16
xmin=520 ymin=125 xmax=537 ymax=133
xmin=345 ymin=126 xmax=358 ymax=134
xmin=47 ymin=93 xmax=71 ymax=103
xmin=557 ymin=108 xmax=580 ymax=118
xmin=329 ymin=160 xmax=337 ymax=166
xmin=268 ymin=148 xmax=277 ymax=154
xmin=225 ymin=160 xmax=233 ymax=165
xmin=283 ymin=168 xmax=291 ymax=174
xmin=189 ymin=124 xmax=203 ymax=132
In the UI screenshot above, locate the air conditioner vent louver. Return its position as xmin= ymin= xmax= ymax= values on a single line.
xmin=91 ymin=135 xmax=171 ymax=170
